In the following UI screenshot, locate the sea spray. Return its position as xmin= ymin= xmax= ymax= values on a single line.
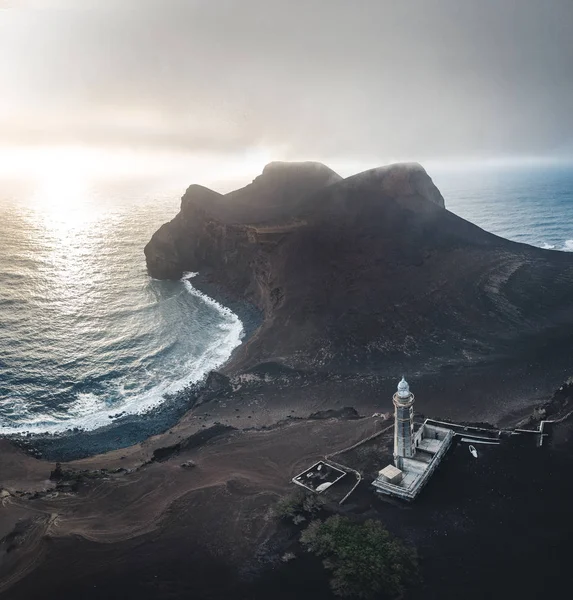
xmin=0 ymin=272 xmax=244 ymax=436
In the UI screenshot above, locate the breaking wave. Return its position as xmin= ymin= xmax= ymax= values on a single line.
xmin=0 ymin=189 xmax=244 ymax=437
xmin=0 ymin=274 xmax=243 ymax=436
xmin=540 ymin=240 xmax=573 ymax=252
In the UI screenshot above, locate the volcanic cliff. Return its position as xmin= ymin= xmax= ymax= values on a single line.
xmin=145 ymin=162 xmax=573 ymax=374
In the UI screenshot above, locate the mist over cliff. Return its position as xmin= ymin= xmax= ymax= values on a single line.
xmin=145 ymin=162 xmax=573 ymax=373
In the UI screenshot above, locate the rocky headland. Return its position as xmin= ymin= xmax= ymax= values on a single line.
xmin=145 ymin=161 xmax=573 ymax=419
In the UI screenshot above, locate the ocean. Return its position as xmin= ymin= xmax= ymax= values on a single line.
xmin=0 ymin=163 xmax=571 ymax=446
xmin=0 ymin=180 xmax=243 ymax=439
xmin=433 ymin=163 xmax=573 ymax=251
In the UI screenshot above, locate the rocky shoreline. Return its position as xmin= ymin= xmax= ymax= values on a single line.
xmin=3 ymin=272 xmax=263 ymax=463
xmin=187 ymin=270 xmax=264 ymax=344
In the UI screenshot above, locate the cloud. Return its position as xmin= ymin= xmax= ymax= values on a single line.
xmin=1 ymin=0 xmax=572 ymax=163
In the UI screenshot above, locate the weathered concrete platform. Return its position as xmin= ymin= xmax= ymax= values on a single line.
xmin=372 ymin=421 xmax=454 ymax=501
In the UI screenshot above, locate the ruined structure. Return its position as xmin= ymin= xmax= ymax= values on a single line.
xmin=373 ymin=378 xmax=454 ymax=501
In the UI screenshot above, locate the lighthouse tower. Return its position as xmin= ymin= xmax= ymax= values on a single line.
xmin=393 ymin=377 xmax=415 ymax=469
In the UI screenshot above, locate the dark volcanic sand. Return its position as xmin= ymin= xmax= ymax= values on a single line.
xmin=2 ymin=415 xmax=573 ymax=600
xmin=373 ymin=430 xmax=573 ymax=600
xmin=0 ymin=417 xmax=379 ymax=598
xmin=2 ymin=293 xmax=572 ymax=599
xmin=2 ymin=337 xmax=573 ymax=599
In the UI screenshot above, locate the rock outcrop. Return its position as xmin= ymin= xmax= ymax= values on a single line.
xmin=145 ymin=161 xmax=573 ymax=373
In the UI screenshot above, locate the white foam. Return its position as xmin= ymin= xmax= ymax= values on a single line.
xmin=538 ymin=240 xmax=573 ymax=252
xmin=0 ymin=274 xmax=244 ymax=436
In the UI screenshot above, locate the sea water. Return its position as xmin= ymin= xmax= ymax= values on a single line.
xmin=433 ymin=163 xmax=573 ymax=251
xmin=0 ymin=163 xmax=571 ymax=442
xmin=0 ymin=180 xmax=243 ymax=437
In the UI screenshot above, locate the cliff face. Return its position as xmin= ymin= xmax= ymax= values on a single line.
xmin=145 ymin=161 xmax=341 ymax=283
xmin=145 ymin=162 xmax=573 ymax=373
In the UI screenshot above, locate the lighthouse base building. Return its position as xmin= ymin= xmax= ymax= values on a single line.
xmin=372 ymin=378 xmax=454 ymax=501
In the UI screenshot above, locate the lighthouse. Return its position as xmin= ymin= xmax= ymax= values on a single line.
xmin=373 ymin=377 xmax=455 ymax=500
xmin=393 ymin=377 xmax=415 ymax=469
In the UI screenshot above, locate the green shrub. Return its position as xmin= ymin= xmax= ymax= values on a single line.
xmin=301 ymin=516 xmax=418 ymax=599
xmin=273 ymin=489 xmax=324 ymax=521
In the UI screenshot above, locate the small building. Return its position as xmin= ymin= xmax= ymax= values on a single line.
xmin=373 ymin=377 xmax=454 ymax=501
xmin=378 ymin=464 xmax=403 ymax=484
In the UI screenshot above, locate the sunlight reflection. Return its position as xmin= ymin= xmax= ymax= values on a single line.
xmin=23 ymin=155 xmax=111 ymax=319
xmin=30 ymin=150 xmax=97 ymax=233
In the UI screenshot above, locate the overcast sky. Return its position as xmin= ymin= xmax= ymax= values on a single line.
xmin=1 ymin=0 xmax=572 ymax=183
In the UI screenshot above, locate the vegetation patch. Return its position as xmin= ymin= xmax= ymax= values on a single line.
xmin=300 ymin=515 xmax=418 ymax=599
xmin=273 ymin=488 xmax=325 ymax=524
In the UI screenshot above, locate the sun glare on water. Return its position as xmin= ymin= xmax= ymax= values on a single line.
xmin=16 ymin=148 xmax=110 ymax=309
xmin=30 ymin=148 xmax=96 ymax=229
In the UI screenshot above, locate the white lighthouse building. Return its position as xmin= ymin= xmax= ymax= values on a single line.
xmin=373 ymin=376 xmax=454 ymax=500
xmin=393 ymin=377 xmax=415 ymax=469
